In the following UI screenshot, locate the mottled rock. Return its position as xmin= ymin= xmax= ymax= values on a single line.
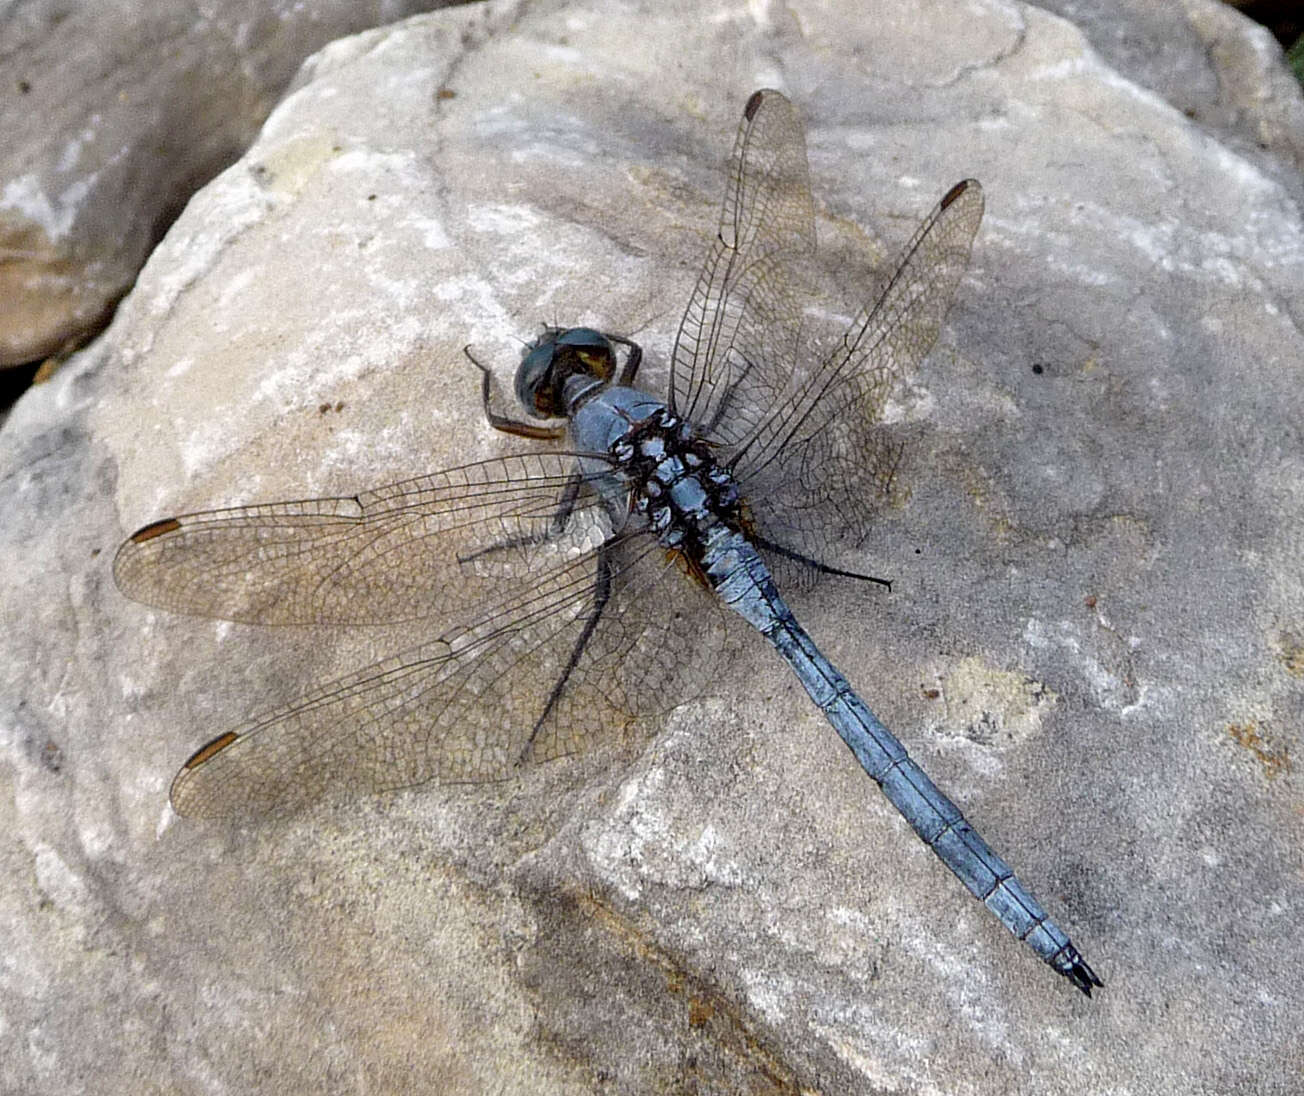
xmin=1031 ymin=0 xmax=1304 ymax=177
xmin=0 ymin=0 xmax=458 ymax=367
xmin=2 ymin=1 xmax=1302 ymax=1093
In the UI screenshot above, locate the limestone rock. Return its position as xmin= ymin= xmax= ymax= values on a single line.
xmin=0 ymin=0 xmax=458 ymax=367
xmin=2 ymin=1 xmax=1302 ymax=1092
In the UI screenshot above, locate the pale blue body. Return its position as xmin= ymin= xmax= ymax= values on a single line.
xmin=571 ymin=381 xmax=1092 ymax=984
xmin=116 ymin=89 xmax=1099 ymax=995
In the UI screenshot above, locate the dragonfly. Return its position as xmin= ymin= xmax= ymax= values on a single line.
xmin=115 ymin=89 xmax=1102 ymax=996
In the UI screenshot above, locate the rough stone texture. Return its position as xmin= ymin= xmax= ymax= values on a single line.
xmin=1030 ymin=0 xmax=1304 ymax=178
xmin=3 ymin=0 xmax=1303 ymax=1092
xmin=0 ymin=0 xmax=459 ymax=368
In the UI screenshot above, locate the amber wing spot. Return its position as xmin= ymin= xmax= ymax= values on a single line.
xmin=181 ymin=731 xmax=240 ymax=770
xmin=130 ymin=517 xmax=182 ymax=543
xmin=940 ymin=179 xmax=971 ymax=209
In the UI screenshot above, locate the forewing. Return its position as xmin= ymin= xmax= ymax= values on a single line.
xmin=668 ymin=88 xmax=816 ymax=446
xmin=114 ymin=454 xmax=613 ymax=625
xmin=737 ymin=179 xmax=984 ymax=555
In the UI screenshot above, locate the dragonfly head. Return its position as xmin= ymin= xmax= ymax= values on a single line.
xmin=516 ymin=327 xmax=619 ymax=417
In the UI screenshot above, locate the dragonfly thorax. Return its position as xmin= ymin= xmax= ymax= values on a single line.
xmin=608 ymin=407 xmax=746 ymax=553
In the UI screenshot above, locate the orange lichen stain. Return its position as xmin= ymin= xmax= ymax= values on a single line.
xmin=1278 ymin=643 xmax=1304 ymax=679
xmin=1226 ymin=722 xmax=1291 ymax=780
xmin=688 ymin=996 xmax=715 ymax=1028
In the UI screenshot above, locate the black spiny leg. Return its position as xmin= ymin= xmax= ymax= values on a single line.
xmin=695 ymin=354 xmax=757 ymax=437
xmin=457 ymin=470 xmax=588 ymax=570
xmin=753 ymin=535 xmax=892 ymax=590
xmin=516 ymin=545 xmax=614 ymax=766
xmin=608 ymin=334 xmax=643 ymax=387
xmin=548 ymin=471 xmax=585 ymax=536
xmin=464 ymin=344 xmax=566 ymax=440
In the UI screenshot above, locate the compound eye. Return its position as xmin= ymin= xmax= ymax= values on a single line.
xmin=556 ymin=327 xmax=612 ymax=352
xmin=515 ymin=342 xmax=558 ymax=414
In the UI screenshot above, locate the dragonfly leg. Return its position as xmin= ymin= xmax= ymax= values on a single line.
xmin=516 ymin=544 xmax=613 ymax=765
xmin=455 ymin=471 xmax=589 ymax=570
xmin=549 ymin=471 xmax=585 ymax=535
xmin=698 ymin=356 xmax=757 ymax=439
xmin=463 ymin=344 xmax=566 ymax=440
xmin=608 ymin=334 xmax=644 ymax=386
xmin=753 ymin=534 xmax=892 ymax=590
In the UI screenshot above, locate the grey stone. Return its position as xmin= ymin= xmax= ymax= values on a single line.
xmin=0 ymin=0 xmax=459 ymax=368
xmin=1029 ymin=0 xmax=1304 ymax=179
xmin=3 ymin=0 xmax=1302 ymax=1092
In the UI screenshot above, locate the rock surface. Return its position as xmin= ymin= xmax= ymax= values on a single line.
xmin=1031 ymin=0 xmax=1304 ymax=177
xmin=3 ymin=0 xmax=1303 ymax=1092
xmin=0 ymin=0 xmax=459 ymax=368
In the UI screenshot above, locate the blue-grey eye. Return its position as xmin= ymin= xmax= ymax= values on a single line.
xmin=554 ymin=327 xmax=610 ymax=352
xmin=515 ymin=341 xmax=557 ymax=413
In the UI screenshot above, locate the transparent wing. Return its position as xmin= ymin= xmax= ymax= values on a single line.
xmin=736 ymin=179 xmax=984 ymax=559
xmin=114 ymin=454 xmax=614 ymax=625
xmin=117 ymin=453 xmax=735 ymax=818
xmin=667 ymin=88 xmax=816 ymax=444
xmin=493 ymin=534 xmax=733 ymax=779
xmin=668 ymin=89 xmax=983 ymax=570
xmin=166 ymin=529 xmax=732 ymax=819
